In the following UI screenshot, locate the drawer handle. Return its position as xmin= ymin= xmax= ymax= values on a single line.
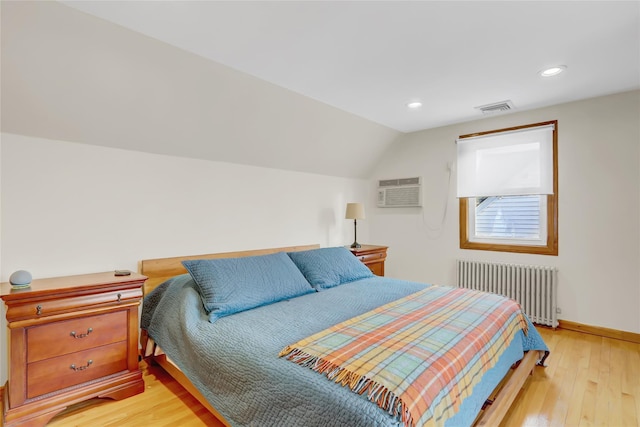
xmin=70 ymin=328 xmax=93 ymax=339
xmin=117 ymin=293 xmax=122 ymax=302
xmin=36 ymin=305 xmax=42 ymax=315
xmin=70 ymin=360 xmax=93 ymax=371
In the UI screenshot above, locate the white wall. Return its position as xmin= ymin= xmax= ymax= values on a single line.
xmin=0 ymin=132 xmax=371 ymax=383
xmin=370 ymin=90 xmax=640 ymax=335
xmin=1 ymin=133 xmax=370 ymax=279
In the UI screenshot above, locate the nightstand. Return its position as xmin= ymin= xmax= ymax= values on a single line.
xmin=1 ymin=272 xmax=146 ymax=427
xmin=348 ymin=245 xmax=388 ymax=276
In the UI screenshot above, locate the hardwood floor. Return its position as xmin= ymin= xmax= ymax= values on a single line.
xmin=3 ymin=328 xmax=639 ymax=426
xmin=501 ymin=328 xmax=640 ymax=427
xmin=46 ymin=361 xmax=224 ymax=427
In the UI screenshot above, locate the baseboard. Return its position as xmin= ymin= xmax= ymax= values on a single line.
xmin=558 ymin=319 xmax=640 ymax=344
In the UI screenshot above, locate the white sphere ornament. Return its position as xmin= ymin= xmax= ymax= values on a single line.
xmin=9 ymin=270 xmax=32 ymax=289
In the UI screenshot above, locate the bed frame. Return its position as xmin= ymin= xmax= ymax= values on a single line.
xmin=139 ymin=244 xmax=543 ymax=427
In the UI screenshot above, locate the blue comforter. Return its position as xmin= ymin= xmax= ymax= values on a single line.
xmin=141 ymin=275 xmax=548 ymax=427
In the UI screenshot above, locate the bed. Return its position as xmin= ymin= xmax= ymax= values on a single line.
xmin=140 ymin=244 xmax=548 ymax=427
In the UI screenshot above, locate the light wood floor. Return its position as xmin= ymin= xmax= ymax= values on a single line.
xmin=4 ymin=328 xmax=639 ymax=426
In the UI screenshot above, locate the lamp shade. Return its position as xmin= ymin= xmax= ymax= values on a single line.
xmin=345 ymin=203 xmax=365 ymax=220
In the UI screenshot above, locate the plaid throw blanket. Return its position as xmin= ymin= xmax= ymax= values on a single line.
xmin=279 ymin=286 xmax=528 ymax=427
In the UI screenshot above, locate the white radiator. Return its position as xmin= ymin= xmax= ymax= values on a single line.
xmin=456 ymin=259 xmax=558 ymax=328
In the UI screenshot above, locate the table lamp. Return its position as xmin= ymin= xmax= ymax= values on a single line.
xmin=345 ymin=203 xmax=365 ymax=249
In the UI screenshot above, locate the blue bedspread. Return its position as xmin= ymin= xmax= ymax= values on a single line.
xmin=141 ymin=275 xmax=548 ymax=427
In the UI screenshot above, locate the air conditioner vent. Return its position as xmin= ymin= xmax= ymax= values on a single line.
xmin=475 ymin=100 xmax=515 ymax=115
xmin=378 ymin=177 xmax=420 ymax=187
xmin=377 ymin=177 xmax=422 ymax=208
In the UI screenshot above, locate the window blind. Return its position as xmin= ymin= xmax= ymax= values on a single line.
xmin=456 ymin=124 xmax=554 ymax=198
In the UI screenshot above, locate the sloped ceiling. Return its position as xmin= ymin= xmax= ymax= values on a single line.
xmin=61 ymin=0 xmax=640 ymax=132
xmin=2 ymin=1 xmax=639 ymax=178
xmin=1 ymin=1 xmax=398 ymax=179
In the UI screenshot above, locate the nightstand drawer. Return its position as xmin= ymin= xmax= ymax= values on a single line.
xmin=27 ymin=340 xmax=128 ymax=398
xmin=357 ymin=252 xmax=386 ymax=263
xmin=367 ymin=263 xmax=384 ymax=276
xmin=27 ymin=311 xmax=128 ymax=363
xmin=6 ymin=288 xmax=142 ymax=321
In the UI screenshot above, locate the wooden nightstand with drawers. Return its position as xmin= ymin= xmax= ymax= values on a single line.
xmin=1 ymin=272 xmax=146 ymax=427
xmin=348 ymin=245 xmax=388 ymax=276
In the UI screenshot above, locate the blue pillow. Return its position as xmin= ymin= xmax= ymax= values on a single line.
xmin=182 ymin=252 xmax=314 ymax=322
xmin=287 ymin=247 xmax=374 ymax=290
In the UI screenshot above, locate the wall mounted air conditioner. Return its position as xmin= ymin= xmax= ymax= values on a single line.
xmin=377 ymin=177 xmax=422 ymax=208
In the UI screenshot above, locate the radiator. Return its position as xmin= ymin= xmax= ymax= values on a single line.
xmin=456 ymin=259 xmax=558 ymax=328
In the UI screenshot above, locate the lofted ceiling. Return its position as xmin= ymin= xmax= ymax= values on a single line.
xmin=62 ymin=1 xmax=639 ymax=133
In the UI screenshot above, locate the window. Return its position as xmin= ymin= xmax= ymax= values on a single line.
xmin=467 ymin=195 xmax=547 ymax=244
xmin=457 ymin=121 xmax=558 ymax=255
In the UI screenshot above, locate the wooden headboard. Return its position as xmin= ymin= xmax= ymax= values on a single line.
xmin=139 ymin=244 xmax=320 ymax=295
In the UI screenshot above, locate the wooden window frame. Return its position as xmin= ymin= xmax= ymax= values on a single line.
xmin=459 ymin=120 xmax=558 ymax=256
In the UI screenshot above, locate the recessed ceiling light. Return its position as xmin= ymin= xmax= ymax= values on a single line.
xmin=407 ymin=101 xmax=422 ymax=109
xmin=540 ymin=65 xmax=567 ymax=77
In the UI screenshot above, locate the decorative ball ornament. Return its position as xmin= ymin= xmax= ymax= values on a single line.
xmin=9 ymin=270 xmax=32 ymax=289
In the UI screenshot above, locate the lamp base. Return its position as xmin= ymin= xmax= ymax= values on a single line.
xmin=350 ymin=241 xmax=362 ymax=249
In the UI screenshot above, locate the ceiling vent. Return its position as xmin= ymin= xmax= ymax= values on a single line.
xmin=475 ymin=100 xmax=515 ymax=115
